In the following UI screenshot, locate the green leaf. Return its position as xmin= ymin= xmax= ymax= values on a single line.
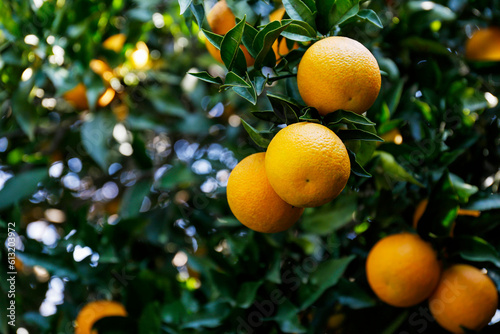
xmin=235 ymin=281 xmax=262 ymax=308
xmin=241 ymin=119 xmax=271 ymax=148
xmin=16 ymin=252 xmax=78 ymax=280
xmin=11 ymin=76 xmax=37 ymax=141
xmin=464 ymin=194 xmax=500 ymax=211
xmin=81 ymin=112 xmax=115 ymax=170
xmin=241 ymin=23 xmax=259 ymax=57
xmin=190 ymin=3 xmax=205 ymax=27
xmin=453 ymin=236 xmax=500 ymax=268
xmin=335 ymin=279 xmax=376 ymax=309
xmin=120 ymin=181 xmax=151 ymax=219
xmin=347 ymin=149 xmax=371 ymax=178
xmin=381 ymin=311 xmax=410 ymax=334
xmin=221 ymin=16 xmax=247 ymax=72
xmin=221 ymin=71 xmax=251 ymax=89
xmin=139 ymin=302 xmax=162 ymax=334
xmin=356 ymin=9 xmax=383 ymax=28
xmin=180 ymin=301 xmax=230 ymax=329
xmin=281 ymin=19 xmax=317 ymax=42
xmin=253 ymin=21 xmax=291 ymax=68
xmin=373 ymin=151 xmax=423 ymax=187
xmin=282 ymin=0 xmax=316 ymax=29
xmin=298 ymin=255 xmax=355 ymax=310
xmin=449 ymin=173 xmax=478 ymax=204
xmin=202 ymin=29 xmax=223 ymax=50
xmin=274 ymin=299 xmax=306 ymax=333
xmin=298 ymin=107 xmax=321 ymax=123
xmin=190 ymin=71 xmax=223 ymax=85
xmin=251 ymin=110 xmax=283 ymax=123
xmin=155 ymin=164 xmax=193 ymax=190
xmin=0 ymin=168 xmax=48 ymax=210
xmin=417 ymin=171 xmax=459 ymax=238
xmin=336 ymin=129 xmax=383 ymax=142
xmin=267 ymin=93 xmax=300 ymax=124
xmin=232 ymin=73 xmax=257 ymax=104
xmin=323 ymin=110 xmax=376 ymax=127
xmin=301 ymin=194 xmax=357 ymax=235
xmin=178 ymin=0 xmax=192 ymax=15
xmin=329 ymin=0 xmax=360 ymax=27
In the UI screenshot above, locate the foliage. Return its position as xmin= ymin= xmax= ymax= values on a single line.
xmin=0 ymin=0 xmax=499 ymax=333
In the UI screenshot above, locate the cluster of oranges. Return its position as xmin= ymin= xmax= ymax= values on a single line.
xmin=366 ymin=233 xmax=498 ymax=333
xmin=209 ymin=6 xmax=382 ymax=234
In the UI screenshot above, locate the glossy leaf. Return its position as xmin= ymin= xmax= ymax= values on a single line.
xmin=241 ymin=119 xmax=271 ymax=148
xmin=0 ymin=168 xmax=48 ymax=210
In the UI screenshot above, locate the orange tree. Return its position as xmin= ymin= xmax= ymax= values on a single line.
xmin=0 ymin=0 xmax=499 ymax=333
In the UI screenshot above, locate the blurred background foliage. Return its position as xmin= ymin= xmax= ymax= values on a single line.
xmin=0 ymin=0 xmax=499 ymax=333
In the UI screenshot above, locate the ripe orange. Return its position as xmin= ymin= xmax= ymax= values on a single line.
xmin=227 ymin=152 xmax=304 ymax=233
xmin=465 ymin=27 xmax=500 ymax=61
xmin=75 ymin=300 xmax=127 ymax=334
xmin=206 ymin=0 xmax=254 ymax=66
xmin=264 ymin=122 xmax=350 ymax=207
xmin=63 ymin=83 xmax=89 ymax=110
xmin=102 ymin=34 xmax=126 ymax=52
xmin=269 ymin=7 xmax=298 ymax=61
xmin=297 ymin=36 xmax=381 ymax=116
xmin=429 ymin=264 xmax=498 ymax=333
xmin=366 ymin=233 xmax=441 ymax=307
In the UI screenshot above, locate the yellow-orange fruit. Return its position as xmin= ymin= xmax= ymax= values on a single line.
xmin=297 ymin=36 xmax=381 ymax=115
xmin=265 ymin=122 xmax=350 ymax=207
xmin=227 ymin=152 xmax=303 ymax=233
xmin=366 ymin=233 xmax=441 ymax=307
xmin=429 ymin=264 xmax=498 ymax=333
xmin=465 ymin=27 xmax=500 ymax=61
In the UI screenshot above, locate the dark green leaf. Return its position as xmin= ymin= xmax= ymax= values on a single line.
xmin=298 ymin=107 xmax=321 ymax=123
xmin=356 ymin=9 xmax=383 ymax=28
xmin=190 ymin=71 xmax=223 ymax=85
xmin=453 ymin=236 xmax=500 ymax=268
xmin=252 ymin=21 xmax=288 ymax=68
xmin=449 ymin=173 xmax=478 ymax=204
xmin=120 ymin=181 xmax=151 ymax=219
xmin=267 ymin=93 xmax=301 ymax=124
xmin=281 ymin=19 xmax=317 ymax=42
xmin=155 ymin=164 xmax=193 ymax=190
xmin=335 ymin=278 xmax=376 ymax=309
xmin=251 ymin=110 xmax=283 ymax=123
xmin=0 ymin=168 xmax=47 ymax=210
xmin=323 ymin=110 xmax=376 ymax=127
xmin=336 ymin=129 xmax=383 ymax=142
xmin=301 ymin=194 xmax=357 ymax=235
xmin=282 ymin=0 xmax=316 ymax=29
xmin=347 ymin=149 xmax=372 ymax=178
xmin=274 ymin=299 xmax=306 ymax=333
xmin=81 ymin=112 xmax=115 ymax=170
xmin=241 ymin=119 xmax=271 ymax=148
xmin=221 ymin=71 xmax=251 ymax=89
xmin=417 ymin=171 xmax=459 ymax=238
xmin=329 ymin=0 xmax=360 ymax=27
xmin=464 ymin=194 xmax=500 ymax=211
xmin=139 ymin=303 xmax=162 ymax=334
xmin=232 ymin=73 xmax=257 ymax=104
xmin=221 ymin=16 xmax=247 ymax=72
xmin=235 ymin=281 xmax=262 ymax=308
xmin=373 ymin=151 xmax=423 ymax=186
xmin=11 ymin=76 xmax=37 ymax=141
xmin=202 ymin=29 xmax=223 ymax=50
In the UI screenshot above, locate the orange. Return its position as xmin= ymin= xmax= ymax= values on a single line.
xmin=227 ymin=152 xmax=303 ymax=233
xmin=297 ymin=36 xmax=381 ymax=116
xmin=269 ymin=7 xmax=298 ymax=61
xmin=206 ymin=0 xmax=254 ymax=66
xmin=75 ymin=300 xmax=127 ymax=334
xmin=429 ymin=264 xmax=498 ymax=333
xmin=465 ymin=27 xmax=500 ymax=61
xmin=264 ymin=122 xmax=350 ymax=207
xmin=63 ymin=83 xmax=89 ymax=110
xmin=366 ymin=233 xmax=441 ymax=307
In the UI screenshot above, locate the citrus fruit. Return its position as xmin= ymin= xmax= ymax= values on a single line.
xmin=429 ymin=264 xmax=498 ymax=333
xmin=206 ymin=0 xmax=254 ymax=66
xmin=269 ymin=7 xmax=298 ymax=61
xmin=465 ymin=27 xmax=500 ymax=61
xmin=227 ymin=152 xmax=303 ymax=233
xmin=366 ymin=233 xmax=441 ymax=307
xmin=75 ymin=300 xmax=127 ymax=334
xmin=63 ymin=83 xmax=89 ymax=110
xmin=264 ymin=122 xmax=350 ymax=207
xmin=297 ymin=36 xmax=381 ymax=116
